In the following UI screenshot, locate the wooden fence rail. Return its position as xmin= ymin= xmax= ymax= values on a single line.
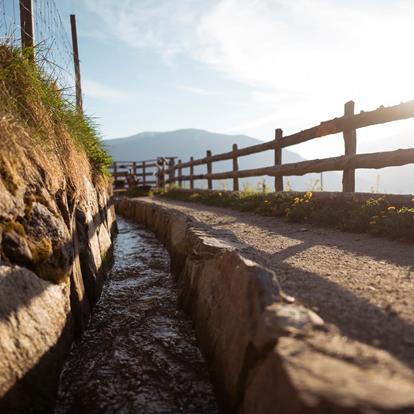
xmin=166 ymin=100 xmax=414 ymax=192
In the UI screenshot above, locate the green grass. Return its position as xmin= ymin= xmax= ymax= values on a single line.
xmin=0 ymin=45 xmax=111 ymax=175
xmin=155 ymin=188 xmax=414 ymax=243
xmin=123 ymin=187 xmax=154 ymax=198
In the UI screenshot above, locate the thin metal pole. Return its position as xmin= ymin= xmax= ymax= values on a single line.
xmin=70 ymin=14 xmax=83 ymax=113
xmin=20 ymin=0 xmax=34 ymax=60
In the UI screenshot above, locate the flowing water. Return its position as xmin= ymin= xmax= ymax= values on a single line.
xmin=55 ymin=217 xmax=219 ymax=414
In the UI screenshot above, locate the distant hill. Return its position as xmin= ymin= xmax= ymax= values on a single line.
xmin=104 ymin=129 xmax=341 ymax=191
xmin=105 ymin=128 xmax=414 ymax=194
xmin=356 ymin=129 xmax=414 ymax=194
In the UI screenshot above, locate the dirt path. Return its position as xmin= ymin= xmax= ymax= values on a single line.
xmin=149 ymin=197 xmax=414 ymax=371
xmin=55 ymin=217 xmax=218 ymax=414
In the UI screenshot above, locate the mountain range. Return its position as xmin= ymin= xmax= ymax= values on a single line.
xmin=104 ymin=128 xmax=414 ymax=194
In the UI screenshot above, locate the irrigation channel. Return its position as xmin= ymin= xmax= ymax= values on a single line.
xmin=55 ymin=217 xmax=219 ymax=414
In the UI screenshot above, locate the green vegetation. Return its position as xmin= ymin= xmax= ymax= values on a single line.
xmin=156 ymin=188 xmax=414 ymax=243
xmin=123 ymin=187 xmax=154 ymax=198
xmin=0 ymin=45 xmax=111 ymax=175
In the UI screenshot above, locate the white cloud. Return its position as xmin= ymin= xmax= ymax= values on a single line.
xmin=84 ymin=0 xmax=414 ymax=136
xmin=83 ymin=79 xmax=131 ymax=102
xmin=197 ymin=0 xmax=414 ymax=106
xmin=83 ymin=0 xmax=210 ymax=60
xmin=176 ymin=84 xmax=220 ymax=96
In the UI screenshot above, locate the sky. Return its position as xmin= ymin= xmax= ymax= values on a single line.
xmin=56 ymin=0 xmax=414 ymax=158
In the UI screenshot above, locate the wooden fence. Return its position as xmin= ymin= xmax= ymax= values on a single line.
xmin=109 ymin=157 xmax=177 ymax=190
xmin=166 ymin=100 xmax=414 ymax=192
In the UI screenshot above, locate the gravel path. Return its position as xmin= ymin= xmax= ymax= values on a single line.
xmin=150 ymin=197 xmax=414 ymax=371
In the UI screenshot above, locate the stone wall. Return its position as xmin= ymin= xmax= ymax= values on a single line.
xmin=0 ymin=176 xmax=116 ymax=413
xmin=116 ymin=197 xmax=414 ymax=414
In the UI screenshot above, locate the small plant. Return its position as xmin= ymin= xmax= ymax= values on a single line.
xmin=218 ymin=181 xmax=228 ymax=191
xmin=307 ymin=178 xmax=322 ymax=192
xmin=256 ymin=178 xmax=268 ymax=193
xmin=241 ymin=182 xmax=255 ymax=196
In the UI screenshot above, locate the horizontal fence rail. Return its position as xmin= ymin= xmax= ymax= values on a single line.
xmin=166 ymin=100 xmax=414 ymax=193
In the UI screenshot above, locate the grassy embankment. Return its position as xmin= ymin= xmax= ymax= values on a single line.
xmin=0 ymin=45 xmax=111 ymax=183
xmin=153 ymin=187 xmax=414 ymax=243
xmin=0 ymin=45 xmax=111 ymax=281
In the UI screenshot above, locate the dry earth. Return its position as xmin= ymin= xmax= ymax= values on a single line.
xmin=149 ymin=197 xmax=414 ymax=371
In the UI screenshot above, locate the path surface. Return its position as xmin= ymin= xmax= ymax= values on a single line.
xmin=149 ymin=197 xmax=414 ymax=371
xmin=55 ymin=217 xmax=218 ymax=414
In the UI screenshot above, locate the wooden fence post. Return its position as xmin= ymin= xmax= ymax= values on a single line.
xmin=274 ymin=128 xmax=283 ymax=192
xmin=206 ymin=150 xmax=212 ymax=190
xmin=178 ymin=160 xmax=182 ymax=188
xmin=232 ymin=144 xmax=239 ymax=191
xmin=156 ymin=163 xmax=160 ymax=188
xmin=142 ymin=161 xmax=146 ymax=187
xmin=159 ymin=159 xmax=166 ymax=189
xmin=131 ymin=161 xmax=137 ymax=188
xmin=168 ymin=158 xmax=176 ymax=189
xmin=156 ymin=159 xmax=163 ymax=188
xmin=20 ymin=0 xmax=34 ymax=61
xmin=190 ymin=157 xmax=194 ymax=190
xmin=343 ymin=101 xmax=357 ymax=192
xmin=70 ymin=15 xmax=83 ymax=113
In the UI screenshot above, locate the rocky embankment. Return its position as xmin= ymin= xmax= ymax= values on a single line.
xmin=0 ymin=45 xmax=116 ymax=413
xmin=116 ymin=197 xmax=414 ymax=414
xmin=0 ymin=155 xmax=115 ymax=413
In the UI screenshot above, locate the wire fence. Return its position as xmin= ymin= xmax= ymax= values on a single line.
xmin=0 ymin=0 xmax=76 ymax=101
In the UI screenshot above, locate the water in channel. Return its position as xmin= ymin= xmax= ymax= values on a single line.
xmin=55 ymin=217 xmax=219 ymax=414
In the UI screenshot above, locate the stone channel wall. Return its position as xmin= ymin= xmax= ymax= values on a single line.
xmin=0 ymin=177 xmax=116 ymax=413
xmin=116 ymin=197 xmax=414 ymax=414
